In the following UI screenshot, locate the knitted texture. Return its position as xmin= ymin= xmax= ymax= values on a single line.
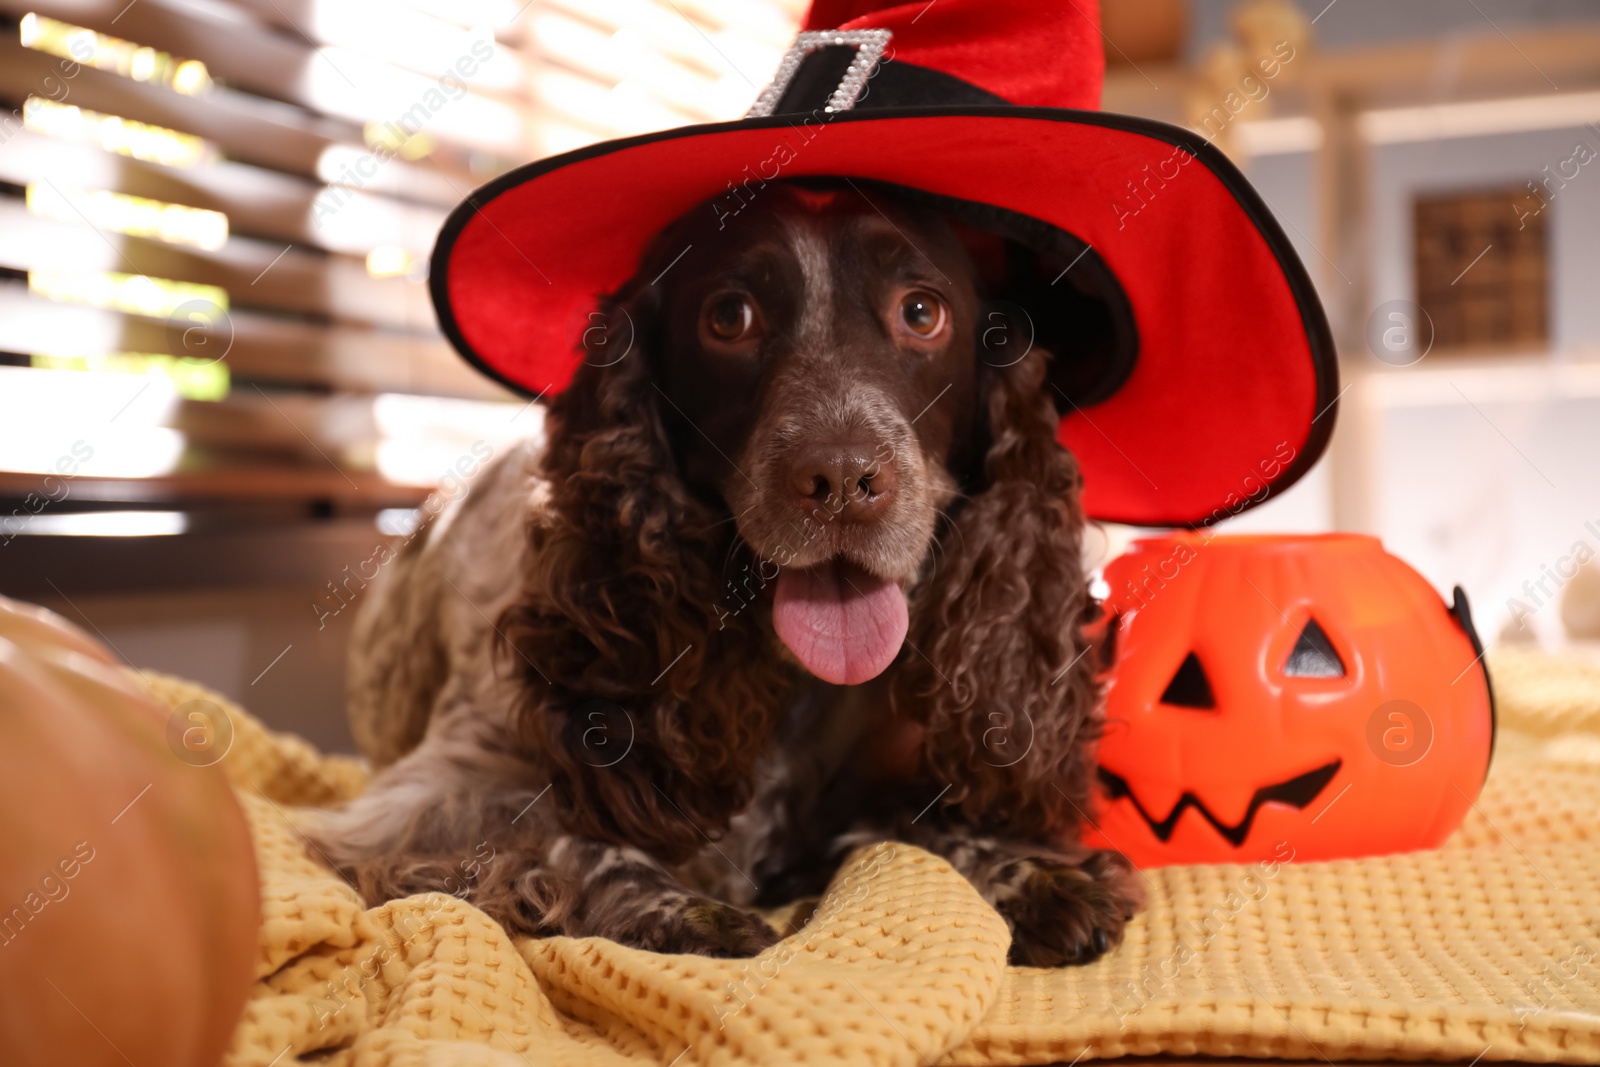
xmin=134 ymin=652 xmax=1600 ymax=1067
xmin=1489 ymin=647 xmax=1600 ymax=738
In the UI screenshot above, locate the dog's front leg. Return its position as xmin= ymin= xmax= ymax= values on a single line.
xmin=863 ymin=821 xmax=1143 ymax=966
xmin=541 ymin=836 xmax=781 ymax=956
xmin=305 ymin=734 xmax=779 ymax=957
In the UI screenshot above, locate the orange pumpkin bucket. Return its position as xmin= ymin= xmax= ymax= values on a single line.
xmin=1085 ymin=533 xmax=1495 ymax=867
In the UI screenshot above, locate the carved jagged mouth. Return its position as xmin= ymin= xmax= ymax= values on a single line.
xmin=1097 ymin=760 xmax=1342 ymax=847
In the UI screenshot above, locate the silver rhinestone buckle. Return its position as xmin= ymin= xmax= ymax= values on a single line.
xmin=746 ymin=28 xmax=893 ymax=118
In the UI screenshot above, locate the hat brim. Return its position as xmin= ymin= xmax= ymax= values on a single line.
xmin=429 ymin=106 xmax=1337 ymax=529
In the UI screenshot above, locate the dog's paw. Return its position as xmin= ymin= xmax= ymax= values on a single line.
xmin=614 ymin=895 xmax=782 ymax=958
xmin=676 ymin=899 xmax=785 ymax=958
xmin=994 ymin=850 xmax=1141 ymax=967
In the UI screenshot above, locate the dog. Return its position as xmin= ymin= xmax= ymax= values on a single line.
xmin=310 ymin=180 xmax=1141 ymax=966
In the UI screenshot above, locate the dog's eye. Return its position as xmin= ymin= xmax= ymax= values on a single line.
xmin=704 ymin=294 xmax=755 ymax=343
xmin=898 ymin=291 xmax=947 ymax=339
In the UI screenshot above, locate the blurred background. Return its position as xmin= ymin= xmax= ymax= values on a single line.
xmin=0 ymin=0 xmax=1596 ymax=751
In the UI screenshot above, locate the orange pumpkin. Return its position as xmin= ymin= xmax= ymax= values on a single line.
xmin=0 ymin=596 xmax=259 ymax=1067
xmin=1085 ymin=534 xmax=1494 ymax=867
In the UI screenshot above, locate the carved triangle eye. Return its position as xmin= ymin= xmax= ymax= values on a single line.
xmin=1160 ymin=652 xmax=1215 ymax=709
xmin=1284 ymin=618 xmax=1345 ymax=678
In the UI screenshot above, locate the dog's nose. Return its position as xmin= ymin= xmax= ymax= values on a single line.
xmin=788 ymin=444 xmax=898 ymax=523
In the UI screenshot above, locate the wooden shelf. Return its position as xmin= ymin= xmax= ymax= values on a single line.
xmin=0 ymin=465 xmax=428 ymax=506
xmin=0 ymin=514 xmax=411 ymax=597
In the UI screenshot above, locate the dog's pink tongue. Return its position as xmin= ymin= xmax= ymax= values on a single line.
xmin=772 ymin=559 xmax=908 ymax=686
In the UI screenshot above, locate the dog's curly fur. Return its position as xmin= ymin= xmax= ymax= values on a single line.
xmin=311 ymin=183 xmax=1140 ymax=965
xmin=500 ymin=319 xmax=795 ymax=862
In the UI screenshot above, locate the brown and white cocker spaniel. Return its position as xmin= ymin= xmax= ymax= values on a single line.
xmin=311 ymin=180 xmax=1141 ymax=966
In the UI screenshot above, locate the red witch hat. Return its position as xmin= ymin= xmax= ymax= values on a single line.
xmin=428 ymin=0 xmax=1336 ymax=527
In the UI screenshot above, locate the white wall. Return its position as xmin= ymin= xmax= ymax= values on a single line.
xmin=1229 ymin=121 xmax=1600 ymax=642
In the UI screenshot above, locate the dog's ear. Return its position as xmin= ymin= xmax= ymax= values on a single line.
xmin=894 ymin=345 xmax=1102 ymax=840
xmin=497 ymin=271 xmax=787 ymax=861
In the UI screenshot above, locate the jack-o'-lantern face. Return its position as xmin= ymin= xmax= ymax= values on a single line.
xmin=1085 ymin=533 xmax=1494 ymax=867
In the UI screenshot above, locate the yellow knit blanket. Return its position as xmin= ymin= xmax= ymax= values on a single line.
xmin=147 ymin=647 xmax=1600 ymax=1067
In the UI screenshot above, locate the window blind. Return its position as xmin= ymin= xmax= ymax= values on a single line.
xmin=0 ymin=0 xmax=803 ymax=519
